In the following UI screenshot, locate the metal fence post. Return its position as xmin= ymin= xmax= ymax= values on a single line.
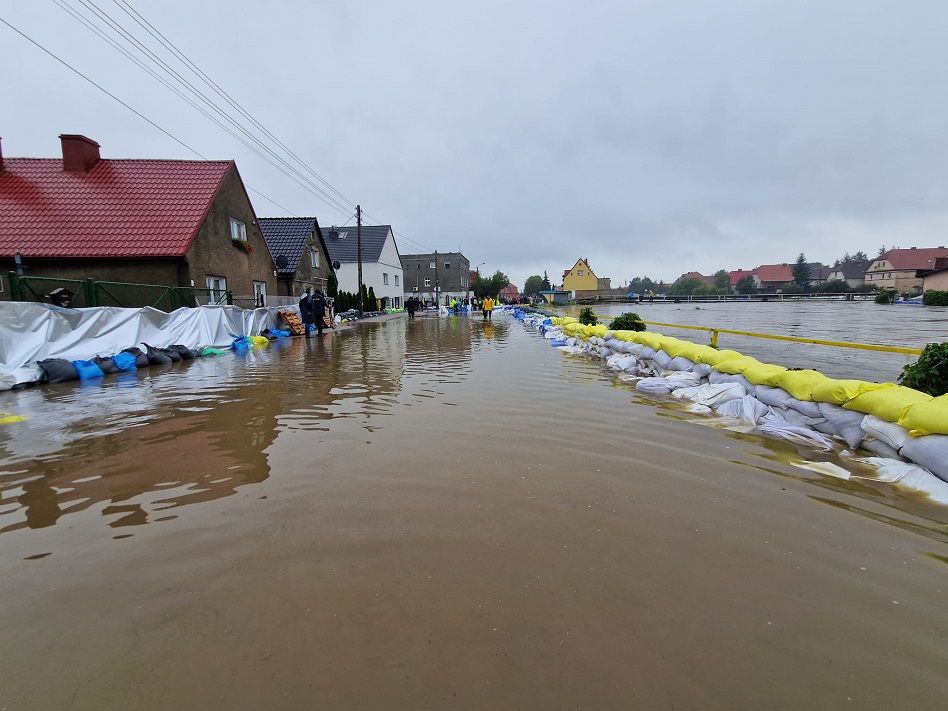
xmin=8 ymin=272 xmax=21 ymax=301
xmin=85 ymin=279 xmax=98 ymax=307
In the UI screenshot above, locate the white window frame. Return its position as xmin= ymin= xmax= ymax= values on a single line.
xmin=429 ymin=261 xmax=436 ymax=269
xmin=424 ymin=277 xmax=431 ymax=287
xmin=383 ymin=272 xmax=389 ymax=285
xmin=395 ymin=274 xmax=399 ymax=286
xmin=310 ymin=249 xmax=319 ymax=269
xmin=252 ymin=280 xmax=267 ymax=307
xmin=229 ymin=217 xmax=247 ymax=242
xmin=206 ymin=275 xmax=227 ymax=304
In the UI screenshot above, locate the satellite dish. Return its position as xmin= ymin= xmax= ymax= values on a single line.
xmin=332 ymin=260 xmax=341 ymax=270
xmin=275 ymin=255 xmax=289 ymax=269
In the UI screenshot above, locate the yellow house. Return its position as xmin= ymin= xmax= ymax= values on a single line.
xmin=562 ymin=258 xmax=599 ymax=293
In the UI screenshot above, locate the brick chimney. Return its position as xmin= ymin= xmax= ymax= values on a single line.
xmin=60 ymin=134 xmax=101 ymax=172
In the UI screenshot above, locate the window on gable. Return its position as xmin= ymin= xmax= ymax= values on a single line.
xmin=310 ymin=249 xmax=318 ymax=269
xmin=577 ymin=269 xmax=584 ymax=276
xmin=229 ymin=218 xmax=247 ymax=242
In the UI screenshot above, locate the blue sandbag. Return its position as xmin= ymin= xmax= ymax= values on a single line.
xmin=112 ymin=352 xmax=137 ymax=371
xmin=542 ymin=318 xmax=552 ymax=325
xmin=231 ymin=336 xmax=251 ymax=351
xmin=72 ymin=359 xmax=105 ymax=380
xmin=550 ymin=339 xmax=568 ymax=347
xmin=270 ymin=329 xmax=291 ymax=338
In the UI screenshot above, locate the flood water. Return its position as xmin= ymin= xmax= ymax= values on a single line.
xmin=1 ymin=305 xmax=947 ymax=710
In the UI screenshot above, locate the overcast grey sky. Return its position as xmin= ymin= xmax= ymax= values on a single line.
xmin=4 ymin=0 xmax=948 ymax=288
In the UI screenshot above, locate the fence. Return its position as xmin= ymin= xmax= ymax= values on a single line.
xmin=6 ymin=273 xmax=232 ymax=310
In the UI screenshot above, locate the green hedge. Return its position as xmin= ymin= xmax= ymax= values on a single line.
xmin=922 ymin=290 xmax=948 ymax=306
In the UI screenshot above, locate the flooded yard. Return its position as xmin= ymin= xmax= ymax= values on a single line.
xmin=1 ymin=305 xmax=946 ymax=709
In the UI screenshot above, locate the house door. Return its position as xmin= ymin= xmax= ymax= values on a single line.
xmin=252 ymin=281 xmax=267 ymax=307
xmin=206 ymin=275 xmax=227 ymax=304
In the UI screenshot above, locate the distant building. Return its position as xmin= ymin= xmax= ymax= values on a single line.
xmin=675 ymin=271 xmax=716 ymax=287
xmin=729 ymin=269 xmax=760 ymax=290
xmin=562 ymin=258 xmax=599 ymax=294
xmin=499 ymin=283 xmax=519 ymax=302
xmin=920 ymin=257 xmax=948 ymax=293
xmin=0 ymin=134 xmax=277 ymax=306
xmin=754 ymin=264 xmax=794 ymax=293
xmin=259 ymin=217 xmax=334 ymax=297
xmin=399 ymin=251 xmax=470 ymax=305
xmin=323 ymin=224 xmax=404 ymax=309
xmin=865 ymin=247 xmax=948 ymax=293
xmin=827 ymin=260 xmax=871 ymax=290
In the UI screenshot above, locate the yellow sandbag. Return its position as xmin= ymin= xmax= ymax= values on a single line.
xmin=637 ymin=332 xmax=664 ymax=350
xmin=843 ymin=385 xmax=933 ymax=423
xmin=692 ymin=348 xmax=739 ymax=365
xmin=810 ymin=379 xmax=892 ymax=406
xmin=742 ymin=363 xmax=789 ymax=387
xmin=250 ymin=336 xmax=269 ymax=346
xmin=772 ymin=369 xmax=829 ymax=400
xmin=714 ymin=355 xmax=761 ymax=374
xmin=899 ymin=394 xmax=948 ymax=435
xmin=588 ymin=324 xmax=609 ymax=338
xmin=611 ymin=330 xmax=638 ymax=341
xmin=660 ymin=339 xmax=694 ymax=358
xmin=0 ymin=413 xmax=25 ymax=425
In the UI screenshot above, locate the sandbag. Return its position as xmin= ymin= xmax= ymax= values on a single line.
xmin=810 ymin=378 xmax=892 ymax=406
xmin=92 ymin=355 xmax=119 ymax=375
xmin=861 ymin=439 xmax=904 ymax=461
xmin=638 ymin=346 xmax=656 ymax=361
xmin=900 ymin=434 xmax=948 ymax=482
xmin=201 ymin=347 xmax=227 ymax=357
xmin=122 ymin=347 xmax=150 ymax=369
xmin=651 ymin=350 xmax=672 ymax=371
xmin=754 ymin=385 xmax=793 ymax=409
xmin=635 ymin=377 xmax=673 ymax=395
xmin=664 ymin=371 xmax=703 ymax=390
xmin=714 ymin=355 xmax=761 ymax=375
xmin=160 ymin=347 xmax=182 ymax=362
xmin=861 ymin=415 xmax=909 ymax=451
xmin=758 ymin=412 xmax=836 ymax=450
xmin=843 ymin=385 xmax=932 ymax=423
xmin=72 ymin=359 xmax=105 ymax=380
xmin=714 ymin=395 xmax=770 ymax=425
xmin=786 ymin=398 xmax=823 ymax=419
xmin=169 ymin=344 xmax=196 ymax=360
xmin=772 ymin=370 xmax=829 ymax=401
xmin=666 ymin=356 xmax=695 ymax=372
xmin=816 ymin=403 xmax=865 ymax=449
xmin=111 ymin=352 xmax=137 ymax=371
xmin=692 ymin=363 xmax=713 ymax=379
xmin=742 ymin=363 xmax=788 ymax=387
xmin=692 ymin=348 xmax=740 ymax=365
xmin=899 ymin=394 xmax=948 ymax=435
xmin=143 ymin=344 xmax=173 ymax=365
xmin=780 ymin=408 xmax=826 ymax=428
xmin=672 ymin=382 xmax=745 ymax=407
xmin=38 ymin=358 xmax=79 ymax=384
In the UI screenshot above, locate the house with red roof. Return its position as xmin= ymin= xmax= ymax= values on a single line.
xmin=753 ymin=263 xmax=794 ymax=293
xmin=865 ymin=247 xmax=948 ymax=293
xmin=728 ymin=269 xmax=759 ymax=290
xmin=0 ymin=134 xmax=277 ymax=307
xmin=499 ymin=283 xmax=519 ymax=302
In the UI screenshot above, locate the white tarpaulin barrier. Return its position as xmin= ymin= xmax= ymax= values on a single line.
xmin=0 ymin=302 xmax=284 ymax=387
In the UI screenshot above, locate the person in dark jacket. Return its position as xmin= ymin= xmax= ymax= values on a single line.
xmin=313 ymin=290 xmax=327 ymax=335
xmin=299 ymin=287 xmax=314 ymax=336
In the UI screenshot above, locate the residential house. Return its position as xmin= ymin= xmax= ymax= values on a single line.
xmin=562 ymin=258 xmax=599 ymax=294
xmin=806 ymin=262 xmax=831 ymax=286
xmin=322 ymin=224 xmax=403 ymax=309
xmin=920 ymin=257 xmax=948 ymax=293
xmin=827 ymin=260 xmax=871 ymax=290
xmin=259 ymin=217 xmax=334 ymax=298
xmin=865 ymin=247 xmax=948 ymax=293
xmin=729 ymin=269 xmax=760 ymax=291
xmin=400 ymin=251 xmax=471 ymax=305
xmin=499 ymin=283 xmax=519 ymax=302
xmin=0 ymin=134 xmax=276 ymax=306
xmin=753 ymin=264 xmax=794 ymax=293
xmin=675 ymin=271 xmax=716 ymax=288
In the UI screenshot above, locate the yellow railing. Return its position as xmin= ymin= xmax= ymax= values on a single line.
xmin=642 ymin=320 xmax=924 ymax=356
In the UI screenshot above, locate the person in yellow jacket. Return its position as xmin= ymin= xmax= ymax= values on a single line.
xmin=482 ymin=296 xmax=494 ymax=321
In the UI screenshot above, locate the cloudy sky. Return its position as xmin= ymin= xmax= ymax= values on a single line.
xmin=4 ymin=0 xmax=948 ymax=287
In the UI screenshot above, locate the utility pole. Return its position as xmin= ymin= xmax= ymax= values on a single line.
xmin=356 ymin=205 xmax=363 ymax=314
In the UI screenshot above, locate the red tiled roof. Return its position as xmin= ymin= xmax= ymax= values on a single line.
xmin=755 ymin=263 xmax=794 ymax=283
xmin=0 ymin=158 xmax=232 ymax=258
xmin=500 ymin=283 xmax=519 ymax=295
xmin=729 ymin=269 xmax=755 ymax=285
xmin=875 ymin=247 xmax=948 ymax=271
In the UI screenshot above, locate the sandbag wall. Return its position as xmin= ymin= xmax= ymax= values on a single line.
xmin=514 ymin=309 xmax=948 ymax=502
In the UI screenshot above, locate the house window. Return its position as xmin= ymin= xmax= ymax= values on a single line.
xmin=310 ymin=249 xmax=318 ymax=269
xmin=577 ymin=269 xmax=584 ymax=276
xmin=229 ymin=218 xmax=247 ymax=242
xmin=444 ymin=261 xmax=451 ymax=269
xmin=394 ymin=296 xmax=401 ymax=308
xmin=252 ymin=281 xmax=267 ymax=307
xmin=206 ymin=275 xmax=227 ymax=304
xmin=383 ymin=272 xmax=389 ymax=285
xmin=429 ymin=261 xmax=436 ymax=269
xmin=395 ymin=274 xmax=399 ymax=286
xmin=424 ymin=277 xmax=431 ymax=287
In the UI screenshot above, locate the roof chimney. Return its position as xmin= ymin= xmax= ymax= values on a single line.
xmin=59 ymin=134 xmax=101 ymax=172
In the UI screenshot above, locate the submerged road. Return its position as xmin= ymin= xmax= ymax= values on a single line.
xmin=0 ymin=311 xmax=946 ymax=709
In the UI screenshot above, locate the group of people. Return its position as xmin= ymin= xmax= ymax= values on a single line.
xmin=299 ymin=287 xmax=328 ymax=336
xmin=405 ymin=296 xmax=422 ymax=319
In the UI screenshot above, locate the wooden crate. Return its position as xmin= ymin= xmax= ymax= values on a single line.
xmin=277 ymin=309 xmax=306 ymax=336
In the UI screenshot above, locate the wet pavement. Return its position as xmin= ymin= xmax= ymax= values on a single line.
xmin=0 ymin=307 xmax=946 ymax=709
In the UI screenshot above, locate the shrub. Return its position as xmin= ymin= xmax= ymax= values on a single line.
xmin=609 ymin=312 xmax=646 ymax=331
xmin=900 ymin=343 xmax=948 ymax=396
xmin=875 ymin=289 xmax=896 ymax=304
xmin=578 ymin=307 xmax=598 ymax=326
xmin=923 ymin=290 xmax=948 ymax=306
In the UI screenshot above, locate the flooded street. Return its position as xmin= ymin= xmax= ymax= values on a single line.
xmin=1 ymin=306 xmax=947 ymax=710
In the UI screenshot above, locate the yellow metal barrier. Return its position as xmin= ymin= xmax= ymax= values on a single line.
xmin=642 ymin=320 xmax=923 ymax=356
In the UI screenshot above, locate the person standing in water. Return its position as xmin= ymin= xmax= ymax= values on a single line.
xmin=312 ymin=289 xmax=327 ymax=335
xmin=299 ymin=287 xmax=315 ymax=336
xmin=406 ymin=296 xmax=417 ymax=320
xmin=482 ymin=295 xmax=494 ymax=321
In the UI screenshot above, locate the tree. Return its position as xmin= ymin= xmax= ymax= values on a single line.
xmin=367 ymin=285 xmax=377 ymax=309
xmin=792 ymin=253 xmax=811 ymax=288
xmin=326 ymin=271 xmax=338 ymax=298
xmin=852 ymin=251 xmax=869 ymax=262
xmin=472 ymin=270 xmax=509 ymax=298
xmin=628 ymin=276 xmax=658 ymax=294
xmin=735 ymin=275 xmax=758 ymax=294
xmin=523 ymin=275 xmax=544 ymax=296
xmin=669 ymin=278 xmax=705 ymax=296
xmin=541 ymin=271 xmax=552 ymax=291
xmin=817 ymin=279 xmax=850 ymax=293
xmin=713 ymin=269 xmax=730 ymax=290
xmin=488 ymin=270 xmax=509 ymax=297
xmin=878 ymin=245 xmax=887 ymax=257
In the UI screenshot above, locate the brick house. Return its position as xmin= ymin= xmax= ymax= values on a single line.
xmin=865 ymin=247 xmax=948 ymax=293
xmin=259 ymin=217 xmax=334 ymax=298
xmin=0 ymin=134 xmax=277 ymax=305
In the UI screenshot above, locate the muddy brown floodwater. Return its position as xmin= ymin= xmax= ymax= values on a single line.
xmin=1 ymin=309 xmax=946 ymax=710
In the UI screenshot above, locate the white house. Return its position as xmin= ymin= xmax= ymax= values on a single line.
xmin=323 ymin=224 xmax=404 ymax=309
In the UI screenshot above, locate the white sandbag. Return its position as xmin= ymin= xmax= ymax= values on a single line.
xmin=557 ymin=345 xmax=585 ymax=355
xmin=666 ymin=356 xmax=695 ymax=372
xmin=650 ymin=349 xmax=672 ymax=371
xmin=861 ymin=415 xmax=909 ymax=451
xmin=626 ymin=343 xmax=645 ymax=358
xmin=861 ymin=457 xmax=948 ymax=505
xmin=861 ymin=438 xmax=905 ymax=461
xmin=816 ymin=403 xmax=865 ymax=449
xmin=666 ymin=371 xmax=702 ymax=387
xmin=0 ymin=370 xmax=16 ymax=391
xmin=599 ymin=347 xmax=613 ymax=358
xmin=786 ymin=398 xmax=823 ymax=418
xmin=672 ymin=382 xmax=745 ymax=407
xmin=638 ymin=346 xmax=656 ymax=361
xmin=605 ymin=338 xmax=624 ymax=352
xmin=755 ymin=385 xmax=794 ymax=409
xmin=607 ymin=354 xmax=637 ymax=372
xmin=758 ymin=411 xmax=836 ymax=450
xmin=900 ymin=434 xmax=948 ymax=483
xmin=692 ymin=363 xmax=713 ymax=379
xmin=781 ymin=407 xmax=827 ymax=429
xmin=635 ymin=377 xmax=673 ymax=395
xmin=714 ymin=394 xmax=770 ymax=425
xmin=708 ymin=371 xmax=755 ymax=393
